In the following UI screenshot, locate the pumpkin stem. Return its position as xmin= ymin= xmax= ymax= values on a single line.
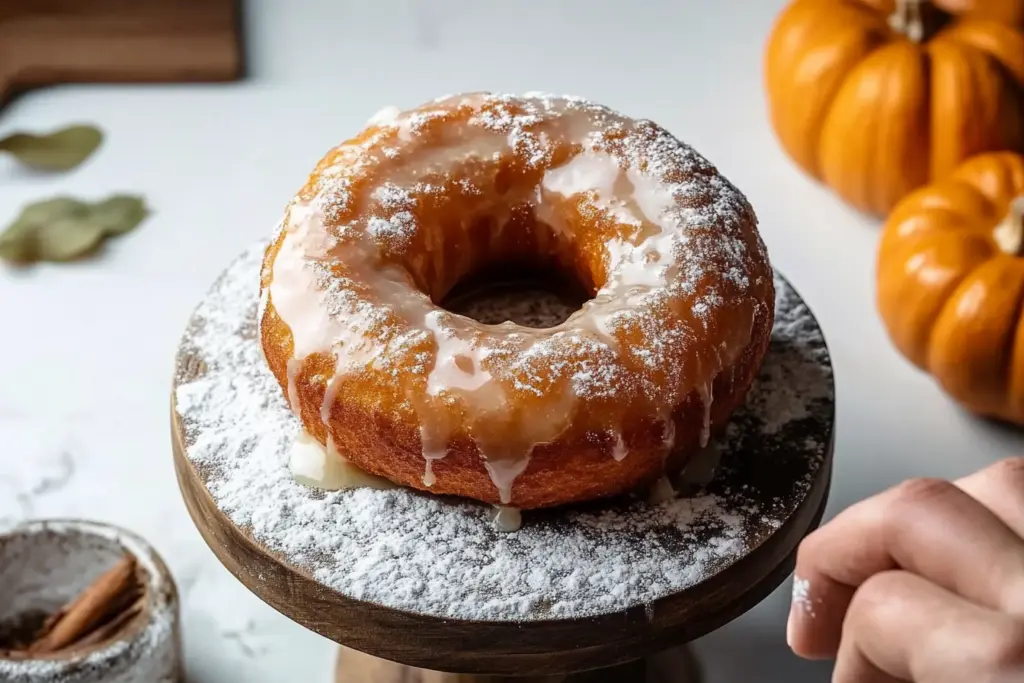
xmin=889 ymin=0 xmax=927 ymax=42
xmin=993 ymin=196 xmax=1024 ymax=256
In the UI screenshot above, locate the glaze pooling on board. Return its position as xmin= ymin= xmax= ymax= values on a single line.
xmin=261 ymin=92 xmax=771 ymax=502
xmin=175 ymin=245 xmax=831 ymax=621
xmin=288 ymin=430 xmax=395 ymax=491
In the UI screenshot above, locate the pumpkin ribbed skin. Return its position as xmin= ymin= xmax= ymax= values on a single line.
xmin=877 ymin=152 xmax=1024 ymax=423
xmin=765 ymin=0 xmax=1024 ymax=217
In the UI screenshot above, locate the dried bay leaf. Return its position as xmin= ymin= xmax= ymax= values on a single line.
xmin=0 ymin=200 xmax=83 ymax=261
xmin=89 ymin=196 xmax=150 ymax=235
xmin=0 ymin=216 xmax=38 ymax=262
xmin=33 ymin=220 xmax=108 ymax=262
xmin=0 ymin=195 xmax=149 ymax=264
xmin=0 ymin=125 xmax=103 ymax=171
xmin=13 ymin=197 xmax=90 ymax=225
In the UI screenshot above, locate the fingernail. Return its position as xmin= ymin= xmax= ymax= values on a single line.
xmin=786 ymin=604 xmax=797 ymax=648
xmin=788 ymin=575 xmax=813 ymax=651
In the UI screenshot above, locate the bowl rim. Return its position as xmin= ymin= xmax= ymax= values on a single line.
xmin=0 ymin=518 xmax=179 ymax=668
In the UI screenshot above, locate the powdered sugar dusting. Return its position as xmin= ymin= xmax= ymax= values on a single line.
xmin=264 ymin=93 xmax=775 ymax=505
xmin=791 ymin=575 xmax=816 ymax=617
xmin=175 ymin=245 xmax=833 ymax=622
xmin=741 ymin=284 xmax=831 ymax=435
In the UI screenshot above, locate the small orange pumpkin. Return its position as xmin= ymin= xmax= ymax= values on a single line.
xmin=764 ymin=0 xmax=1024 ymax=217
xmin=877 ymin=151 xmax=1024 ymax=423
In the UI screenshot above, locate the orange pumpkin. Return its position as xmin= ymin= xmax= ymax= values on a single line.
xmin=764 ymin=0 xmax=1024 ymax=217
xmin=877 ymin=151 xmax=1024 ymax=423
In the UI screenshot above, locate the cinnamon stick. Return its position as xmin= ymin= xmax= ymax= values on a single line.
xmin=28 ymin=555 xmax=140 ymax=655
xmin=71 ymin=595 xmax=145 ymax=650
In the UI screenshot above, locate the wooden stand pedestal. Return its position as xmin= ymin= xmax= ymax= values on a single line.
xmin=175 ymin=430 xmax=829 ymax=681
xmin=335 ymin=644 xmax=702 ymax=682
xmin=170 ymin=249 xmax=835 ymax=683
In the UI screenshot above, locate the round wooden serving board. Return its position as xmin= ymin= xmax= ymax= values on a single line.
xmin=171 ymin=244 xmax=834 ymax=677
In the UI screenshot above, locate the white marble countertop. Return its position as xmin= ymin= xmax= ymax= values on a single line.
xmin=1 ymin=1 xmax=1020 ymax=681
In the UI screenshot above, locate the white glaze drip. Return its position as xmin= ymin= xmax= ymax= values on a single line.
xmin=541 ymin=151 xmax=642 ymax=229
xmin=491 ymin=506 xmax=523 ymax=533
xmin=266 ymin=93 xmax=764 ymax=507
xmin=483 ymin=453 xmax=533 ymax=505
xmin=555 ymin=304 xmax=619 ymax=349
xmin=661 ymin=418 xmax=676 ymax=454
xmin=424 ymin=311 xmax=495 ymax=395
xmin=698 ymin=381 xmax=714 ymax=449
xmin=320 ymin=376 xmax=339 ymax=425
xmin=611 ymin=431 xmax=629 ymax=462
xmin=419 ymin=423 xmax=448 ymax=487
xmin=679 ymin=442 xmax=722 ymax=489
xmin=542 ymin=152 xmax=679 ymax=294
xmin=289 ymin=430 xmax=394 ymax=491
xmin=646 ymin=476 xmax=676 ymax=505
xmin=269 ymin=201 xmax=343 ymax=359
xmin=326 ymin=433 xmax=341 ymax=459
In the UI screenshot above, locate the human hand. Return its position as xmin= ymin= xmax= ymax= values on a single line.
xmin=787 ymin=458 xmax=1024 ymax=682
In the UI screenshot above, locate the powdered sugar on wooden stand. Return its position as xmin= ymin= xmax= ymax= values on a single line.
xmin=174 ymin=245 xmax=832 ymax=621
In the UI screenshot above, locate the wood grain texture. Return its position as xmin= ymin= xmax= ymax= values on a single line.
xmin=0 ymin=0 xmax=243 ymax=105
xmin=173 ymin=414 xmax=831 ymax=676
xmin=333 ymin=645 xmax=702 ymax=682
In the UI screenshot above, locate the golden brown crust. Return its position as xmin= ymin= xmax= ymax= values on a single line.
xmin=260 ymin=286 xmax=772 ymax=509
xmin=258 ymin=93 xmax=775 ymax=509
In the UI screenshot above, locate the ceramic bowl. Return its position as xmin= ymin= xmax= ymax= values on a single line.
xmin=0 ymin=520 xmax=182 ymax=683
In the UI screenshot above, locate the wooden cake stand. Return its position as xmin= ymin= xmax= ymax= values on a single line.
xmin=171 ymin=245 xmax=835 ymax=682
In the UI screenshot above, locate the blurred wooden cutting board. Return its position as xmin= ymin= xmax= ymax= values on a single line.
xmin=0 ymin=0 xmax=243 ymax=105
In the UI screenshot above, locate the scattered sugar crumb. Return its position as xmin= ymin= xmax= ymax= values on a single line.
xmin=792 ymin=575 xmax=816 ymax=618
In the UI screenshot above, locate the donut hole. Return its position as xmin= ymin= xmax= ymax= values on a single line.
xmin=441 ymin=260 xmax=591 ymax=329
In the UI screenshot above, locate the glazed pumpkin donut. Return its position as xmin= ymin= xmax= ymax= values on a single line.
xmin=259 ymin=92 xmax=775 ymax=509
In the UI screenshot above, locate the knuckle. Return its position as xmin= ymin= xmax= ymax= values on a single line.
xmin=983 ymin=457 xmax=1024 ymax=488
xmin=844 ymin=570 xmax=905 ymax=625
xmin=855 ymin=570 xmax=904 ymax=603
xmin=983 ymin=623 xmax=1024 ymax=674
xmin=795 ymin=526 xmax=831 ymax=567
xmin=796 ymin=528 xmax=822 ymax=559
xmin=889 ymin=477 xmax=958 ymax=508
